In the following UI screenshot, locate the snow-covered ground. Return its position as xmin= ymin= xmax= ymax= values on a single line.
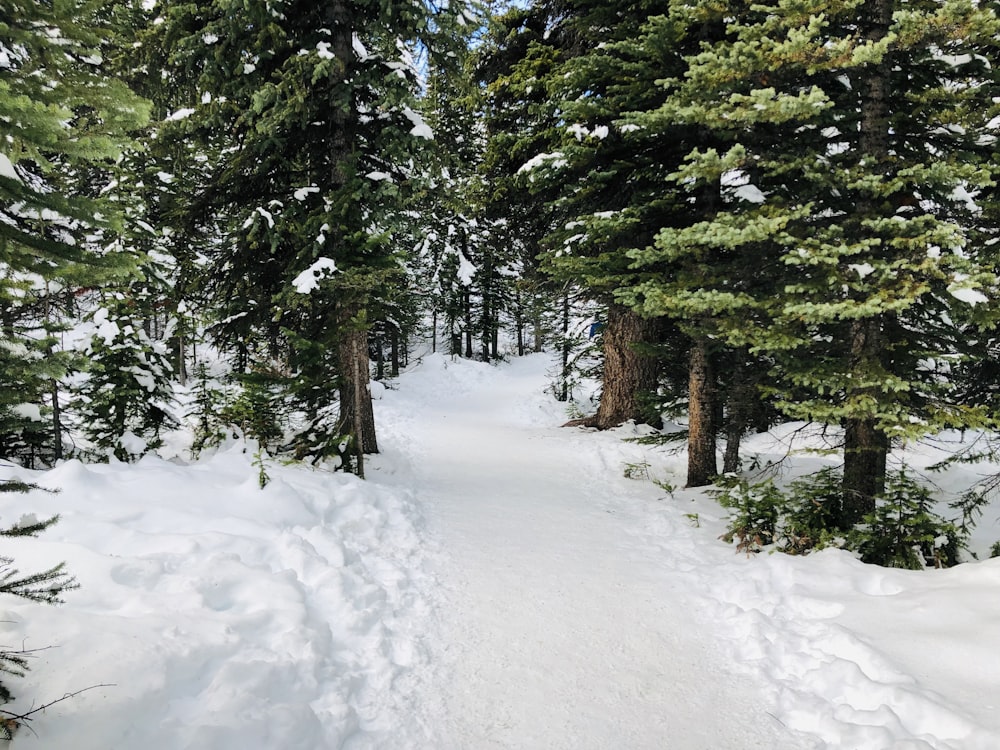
xmin=1 ymin=352 xmax=999 ymax=748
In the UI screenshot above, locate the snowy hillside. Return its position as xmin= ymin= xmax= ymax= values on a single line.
xmin=1 ymin=352 xmax=999 ymax=749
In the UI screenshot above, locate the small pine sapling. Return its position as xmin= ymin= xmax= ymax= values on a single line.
xmin=0 ymin=480 xmax=78 ymax=715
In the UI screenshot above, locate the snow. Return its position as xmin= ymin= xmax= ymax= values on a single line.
xmin=292 ymin=257 xmax=339 ymax=293
xmin=849 ymin=262 xmax=875 ymax=278
xmin=456 ymin=250 xmax=476 ymax=285
xmin=948 ymin=274 xmax=989 ymax=305
xmin=402 ymin=107 xmax=433 ymax=140
xmin=165 ymin=108 xmax=195 ymax=122
xmin=293 ymin=186 xmax=320 ymax=201
xmin=517 ymin=151 xmax=568 ymax=175
xmin=0 ymin=153 xmax=21 ymax=183
xmin=11 ymin=403 xmax=41 ymax=422
xmin=353 ymin=34 xmax=370 ymax=62
xmin=2 ymin=353 xmax=1000 ymax=748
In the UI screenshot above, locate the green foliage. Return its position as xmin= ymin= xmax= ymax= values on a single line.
xmin=219 ymin=371 xmax=286 ymax=451
xmin=851 ymin=471 xmax=962 ymax=570
xmin=188 ymin=363 xmax=227 ymax=459
xmin=76 ymin=296 xmax=177 ymax=462
xmin=714 ymin=467 xmax=970 ymax=569
xmin=0 ymin=483 xmax=77 ymax=705
xmin=713 ymin=476 xmax=788 ymax=554
xmin=252 ymin=449 xmax=271 ymax=490
xmin=623 ymin=461 xmax=651 ymax=480
xmin=990 ymin=542 xmax=1000 ymax=559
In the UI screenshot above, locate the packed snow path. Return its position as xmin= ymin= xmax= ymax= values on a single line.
xmin=374 ymin=354 xmax=811 ymax=750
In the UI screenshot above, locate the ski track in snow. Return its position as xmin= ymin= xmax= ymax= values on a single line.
xmin=372 ymin=354 xmax=813 ymax=750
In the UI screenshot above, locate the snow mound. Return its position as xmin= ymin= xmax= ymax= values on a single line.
xmin=0 ymin=446 xmax=434 ymax=749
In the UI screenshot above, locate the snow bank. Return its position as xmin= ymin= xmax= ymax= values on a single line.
xmin=0 ymin=446 xmax=434 ymax=748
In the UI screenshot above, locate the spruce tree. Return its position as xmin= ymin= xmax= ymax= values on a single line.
xmin=0 ymin=480 xmax=77 ymax=712
xmin=624 ymin=0 xmax=1000 ymax=520
xmin=148 ymin=0 xmax=471 ymax=468
xmin=0 ymin=0 xmax=149 ymax=466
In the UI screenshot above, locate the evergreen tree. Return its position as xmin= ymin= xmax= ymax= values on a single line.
xmin=0 ymin=480 xmax=77 ymax=710
xmin=148 ymin=0 xmax=471 ymax=470
xmin=76 ymin=293 xmax=177 ymax=461
xmin=0 ymin=0 xmax=149 ymax=466
xmin=624 ymin=0 xmax=1000 ymax=519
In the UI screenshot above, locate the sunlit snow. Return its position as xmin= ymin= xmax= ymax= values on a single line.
xmin=292 ymin=257 xmax=339 ymax=293
xmin=2 ymin=354 xmax=999 ymax=749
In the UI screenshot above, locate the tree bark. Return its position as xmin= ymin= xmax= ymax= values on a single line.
xmin=590 ymin=303 xmax=660 ymax=429
xmin=722 ymin=354 xmax=753 ymax=475
xmin=390 ymin=327 xmax=400 ymax=377
xmin=842 ymin=317 xmax=886 ymax=524
xmin=687 ymin=336 xmax=717 ymax=487
xmin=842 ymin=0 xmax=892 ymax=523
xmin=337 ymin=318 xmax=378 ymax=457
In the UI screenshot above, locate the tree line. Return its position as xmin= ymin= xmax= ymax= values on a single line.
xmin=3 ymin=0 xmax=1000 ymax=543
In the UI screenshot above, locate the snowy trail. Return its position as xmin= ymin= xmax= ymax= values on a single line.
xmin=374 ymin=354 xmax=811 ymax=750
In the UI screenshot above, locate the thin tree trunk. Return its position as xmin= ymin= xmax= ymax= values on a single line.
xmin=722 ymin=355 xmax=753 ymax=475
xmin=464 ymin=290 xmax=473 ymax=359
xmin=374 ymin=332 xmax=384 ymax=381
xmin=533 ymin=298 xmax=544 ymax=353
xmin=51 ymin=380 xmax=62 ymax=462
xmin=390 ymin=327 xmax=400 ymax=377
xmin=687 ymin=337 xmax=717 ymax=487
xmin=842 ymin=0 xmax=892 ymax=524
xmin=559 ymin=291 xmax=571 ymax=402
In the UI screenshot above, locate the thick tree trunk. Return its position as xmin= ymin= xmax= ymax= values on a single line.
xmin=687 ymin=337 xmax=717 ymax=487
xmin=591 ymin=303 xmax=660 ymax=429
xmin=337 ymin=319 xmax=378 ymax=458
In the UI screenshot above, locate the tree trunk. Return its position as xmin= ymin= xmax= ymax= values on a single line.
xmin=390 ymin=327 xmax=400 ymax=377
xmin=374 ymin=332 xmax=384 ymax=381
xmin=722 ymin=354 xmax=753 ymax=475
xmin=687 ymin=337 xmax=717 ymax=487
xmin=431 ymin=307 xmax=438 ymax=354
xmin=591 ymin=303 xmax=660 ymax=429
xmin=533 ymin=299 xmax=544 ymax=353
xmin=842 ymin=317 xmax=886 ymax=524
xmin=51 ymin=380 xmax=63 ymax=462
xmin=337 ymin=318 xmax=378 ymax=458
xmin=558 ymin=291 xmax=571 ymax=402
xmin=464 ymin=290 xmax=473 ymax=358
xmin=842 ymin=0 xmax=892 ymax=523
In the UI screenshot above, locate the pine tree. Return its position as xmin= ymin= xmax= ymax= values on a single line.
xmin=148 ymin=0 xmax=471 ymax=470
xmin=76 ymin=293 xmax=177 ymax=461
xmin=624 ymin=0 xmax=1000 ymax=519
xmin=0 ymin=480 xmax=77 ymax=709
xmin=0 ymin=0 xmax=150 ymax=466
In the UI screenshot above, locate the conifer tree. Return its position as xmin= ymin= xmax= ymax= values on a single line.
xmin=624 ymin=0 xmax=1000 ymax=520
xmin=77 ymin=293 xmax=177 ymax=461
xmin=0 ymin=0 xmax=149 ymax=466
xmin=0 ymin=480 xmax=77 ymax=709
xmin=148 ymin=0 xmax=472 ymax=468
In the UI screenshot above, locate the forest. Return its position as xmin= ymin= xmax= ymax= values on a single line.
xmin=5 ymin=0 xmax=1000 ymax=579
